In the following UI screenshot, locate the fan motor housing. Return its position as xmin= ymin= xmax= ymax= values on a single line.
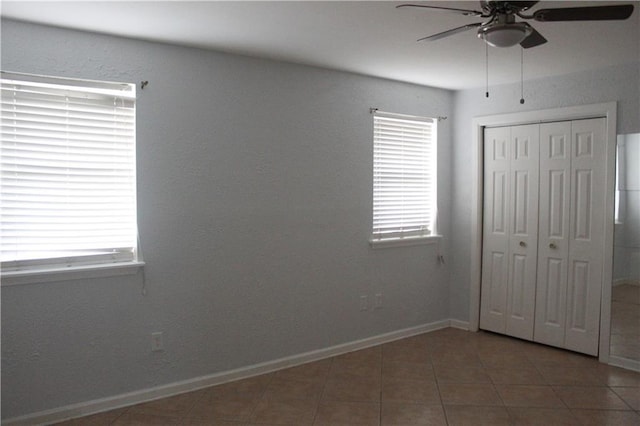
xmin=477 ymin=22 xmax=532 ymax=47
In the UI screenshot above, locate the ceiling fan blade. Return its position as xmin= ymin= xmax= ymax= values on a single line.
xmin=533 ymin=4 xmax=634 ymax=22
xmin=520 ymin=25 xmax=547 ymax=49
xmin=396 ymin=4 xmax=485 ymax=17
xmin=516 ymin=1 xmax=540 ymax=11
xmin=418 ymin=23 xmax=483 ymax=42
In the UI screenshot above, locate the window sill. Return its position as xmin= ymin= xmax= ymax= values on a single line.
xmin=369 ymin=235 xmax=442 ymax=249
xmin=1 ymin=261 xmax=145 ymax=287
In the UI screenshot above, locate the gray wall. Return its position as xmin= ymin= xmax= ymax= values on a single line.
xmin=1 ymin=20 xmax=453 ymax=419
xmin=450 ymin=62 xmax=640 ymax=321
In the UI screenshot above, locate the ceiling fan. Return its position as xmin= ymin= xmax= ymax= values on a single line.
xmin=397 ymin=1 xmax=635 ymax=48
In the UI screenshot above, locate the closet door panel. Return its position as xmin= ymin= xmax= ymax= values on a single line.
xmin=543 ymin=258 xmax=565 ymax=322
xmin=481 ymin=127 xmax=511 ymax=334
xmin=482 ymin=119 xmax=607 ymax=356
xmin=565 ymin=118 xmax=606 ymax=356
xmin=506 ymin=124 xmax=539 ymax=340
xmin=535 ymin=121 xmax=571 ymax=347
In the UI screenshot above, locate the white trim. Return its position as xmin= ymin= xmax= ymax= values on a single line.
xmin=373 ymin=110 xmax=436 ymax=123
xmin=468 ymin=121 xmax=485 ymax=332
xmin=2 ymin=320 xmax=464 ymax=426
xmin=1 ymin=261 xmax=145 ymax=286
xmin=613 ymin=278 xmax=640 ymax=287
xmin=468 ymin=102 xmax=617 ymax=363
xmin=449 ymin=319 xmax=470 ymax=330
xmin=608 ymin=355 xmax=640 ymax=373
xmin=369 ymin=234 xmax=442 ymax=249
xmin=598 ymin=103 xmax=617 ymax=364
xmin=1 ymin=70 xmax=135 ymax=95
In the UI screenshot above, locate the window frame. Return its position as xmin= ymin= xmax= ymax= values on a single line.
xmin=369 ymin=110 xmax=440 ymax=248
xmin=1 ymin=71 xmax=143 ymax=285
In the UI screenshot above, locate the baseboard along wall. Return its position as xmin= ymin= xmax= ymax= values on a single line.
xmin=4 ymin=319 xmax=469 ymax=426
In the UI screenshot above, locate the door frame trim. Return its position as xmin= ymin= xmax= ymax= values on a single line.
xmin=468 ymin=102 xmax=617 ymax=363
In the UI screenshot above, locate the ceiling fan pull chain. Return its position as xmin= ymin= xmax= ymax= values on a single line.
xmin=485 ymin=43 xmax=489 ymax=98
xmin=520 ymin=47 xmax=525 ymax=104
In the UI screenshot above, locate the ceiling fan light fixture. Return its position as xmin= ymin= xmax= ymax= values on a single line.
xmin=478 ymin=22 xmax=532 ymax=47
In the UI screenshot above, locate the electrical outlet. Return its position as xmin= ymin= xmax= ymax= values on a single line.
xmin=360 ymin=295 xmax=368 ymax=311
xmin=374 ymin=293 xmax=383 ymax=309
xmin=151 ymin=332 xmax=164 ymax=352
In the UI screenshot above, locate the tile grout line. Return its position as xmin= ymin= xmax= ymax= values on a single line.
xmin=429 ymin=343 xmax=452 ymax=426
xmin=177 ymin=388 xmax=206 ymax=425
xmin=379 ymin=344 xmax=383 ymax=426
xmin=51 ymin=329 xmax=640 ymax=425
xmin=246 ymin=370 xmax=273 ymax=424
xmin=311 ymin=356 xmax=332 ymax=426
xmin=521 ymin=343 xmax=578 ymax=418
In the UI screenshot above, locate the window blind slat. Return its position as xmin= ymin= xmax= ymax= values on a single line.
xmin=1 ymin=72 xmax=137 ymax=270
xmin=372 ymin=112 xmax=437 ymax=239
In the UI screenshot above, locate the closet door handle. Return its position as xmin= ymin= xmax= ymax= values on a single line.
xmin=549 ymin=243 xmax=557 ymax=249
xmin=519 ymin=241 xmax=526 ymax=247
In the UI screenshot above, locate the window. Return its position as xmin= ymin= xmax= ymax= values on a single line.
xmin=1 ymin=72 xmax=139 ymax=276
xmin=371 ymin=110 xmax=437 ymax=244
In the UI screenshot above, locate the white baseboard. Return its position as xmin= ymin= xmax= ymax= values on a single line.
xmin=613 ymin=278 xmax=640 ymax=287
xmin=608 ymin=355 xmax=640 ymax=373
xmin=4 ymin=319 xmax=464 ymax=426
xmin=449 ymin=319 xmax=470 ymax=330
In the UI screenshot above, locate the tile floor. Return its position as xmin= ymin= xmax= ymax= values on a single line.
xmin=53 ymin=328 xmax=640 ymax=425
xmin=610 ymin=283 xmax=640 ymax=361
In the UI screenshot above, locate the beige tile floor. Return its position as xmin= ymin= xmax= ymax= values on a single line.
xmin=53 ymin=328 xmax=640 ymax=425
xmin=610 ymin=283 xmax=640 ymax=361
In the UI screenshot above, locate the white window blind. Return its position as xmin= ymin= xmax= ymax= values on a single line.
xmin=1 ymin=72 xmax=137 ymax=272
xmin=372 ymin=111 xmax=437 ymax=241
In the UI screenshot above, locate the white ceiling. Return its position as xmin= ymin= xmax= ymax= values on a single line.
xmin=1 ymin=1 xmax=638 ymax=90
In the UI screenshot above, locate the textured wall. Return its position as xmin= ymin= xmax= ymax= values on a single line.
xmin=1 ymin=20 xmax=453 ymax=419
xmin=450 ymin=62 xmax=640 ymax=322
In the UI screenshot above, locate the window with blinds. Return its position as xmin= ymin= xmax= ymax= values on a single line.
xmin=372 ymin=111 xmax=437 ymax=242
xmin=1 ymin=72 xmax=138 ymax=273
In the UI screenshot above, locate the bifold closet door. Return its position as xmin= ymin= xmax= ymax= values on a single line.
xmin=535 ymin=121 xmax=572 ymax=348
xmin=480 ymin=124 xmax=539 ymax=340
xmin=481 ymin=126 xmax=511 ymax=334
xmin=535 ymin=118 xmax=606 ymax=356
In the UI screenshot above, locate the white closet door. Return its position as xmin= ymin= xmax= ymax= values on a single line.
xmin=535 ymin=118 xmax=606 ymax=356
xmin=482 ymin=118 xmax=607 ymax=355
xmin=506 ymin=124 xmax=539 ymax=339
xmin=565 ymin=118 xmax=606 ymax=356
xmin=535 ymin=121 xmax=572 ymax=347
xmin=481 ymin=126 xmax=511 ymax=334
xmin=481 ymin=125 xmax=539 ymax=339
